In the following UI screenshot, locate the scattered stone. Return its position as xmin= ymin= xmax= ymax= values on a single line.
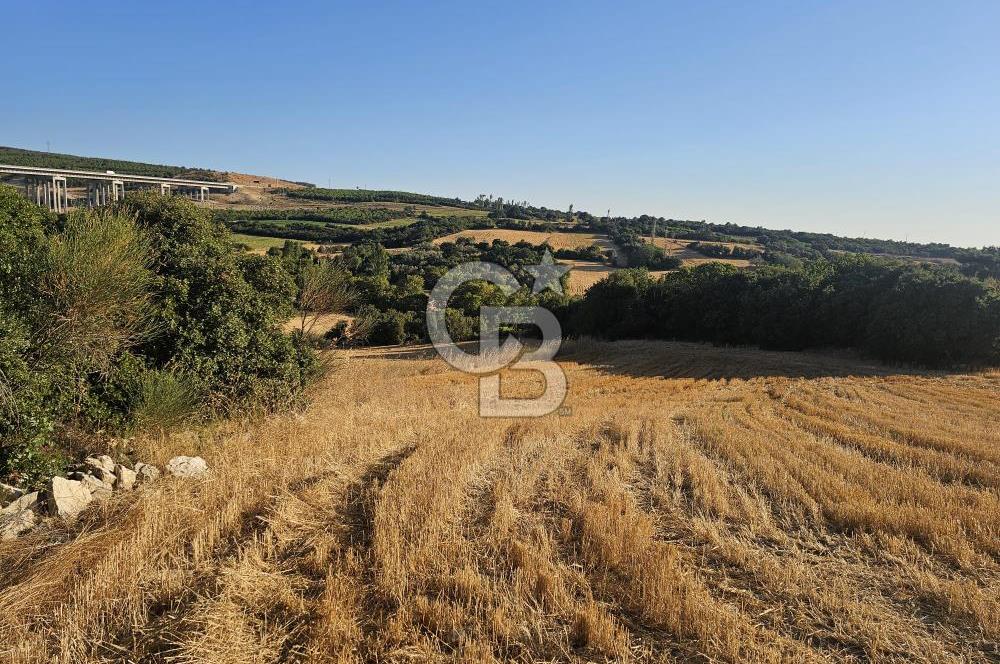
xmin=166 ymin=456 xmax=209 ymax=479
xmin=1 ymin=491 xmax=39 ymax=516
xmin=115 ymin=464 xmax=137 ymax=491
xmin=47 ymin=477 xmax=93 ymax=518
xmin=83 ymin=456 xmax=117 ymax=485
xmin=0 ymin=483 xmax=24 ymax=506
xmin=79 ymin=474 xmax=113 ymax=501
xmin=134 ymin=462 xmax=161 ymax=484
xmin=1 ymin=508 xmax=37 ymax=540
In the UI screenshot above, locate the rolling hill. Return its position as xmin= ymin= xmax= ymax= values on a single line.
xmin=2 ymin=145 xmax=997 ymax=279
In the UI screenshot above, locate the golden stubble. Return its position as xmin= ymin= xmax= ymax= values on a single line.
xmin=1 ymin=340 xmax=997 ymax=663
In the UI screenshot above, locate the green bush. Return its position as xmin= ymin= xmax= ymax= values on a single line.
xmin=131 ymin=369 xmax=199 ymax=434
xmin=120 ymin=193 xmax=311 ymax=413
xmin=0 ymin=186 xmax=318 ymax=485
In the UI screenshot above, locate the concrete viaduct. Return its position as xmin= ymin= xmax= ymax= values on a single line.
xmin=0 ymin=164 xmax=239 ymax=212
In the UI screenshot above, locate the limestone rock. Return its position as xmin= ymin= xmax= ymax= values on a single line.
xmin=1 ymin=508 xmax=37 ymax=540
xmin=1 ymin=491 xmax=39 ymax=516
xmin=134 ymin=462 xmax=161 ymax=484
xmin=116 ymin=464 xmax=137 ymax=491
xmin=79 ymin=474 xmax=113 ymax=501
xmin=48 ymin=477 xmax=93 ymax=518
xmin=84 ymin=456 xmax=116 ymax=485
xmin=166 ymin=456 xmax=209 ymax=479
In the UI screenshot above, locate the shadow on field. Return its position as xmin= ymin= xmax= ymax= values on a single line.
xmin=554 ymin=338 xmax=940 ymax=381
xmin=349 ymin=338 xmax=945 ymax=381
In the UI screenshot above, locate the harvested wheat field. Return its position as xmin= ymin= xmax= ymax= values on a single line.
xmin=649 ymin=238 xmax=757 ymax=268
xmin=561 ymin=260 xmax=618 ymax=294
xmin=560 ymin=261 xmax=671 ymax=295
xmin=1 ymin=340 xmax=999 ymax=663
xmin=434 ymin=229 xmax=616 ymax=253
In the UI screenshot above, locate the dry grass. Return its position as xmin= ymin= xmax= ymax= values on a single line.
xmin=559 ymin=261 xmax=672 ymax=295
xmin=282 ymin=312 xmax=355 ymax=338
xmin=1 ymin=340 xmax=998 ymax=662
xmin=433 ymin=229 xmax=616 ymax=253
xmin=649 ymin=237 xmax=757 ymax=268
xmin=560 ymin=259 xmax=619 ymax=294
xmin=232 ymin=233 xmax=321 ymax=255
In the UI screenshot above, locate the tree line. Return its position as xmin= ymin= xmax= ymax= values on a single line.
xmin=568 ymin=256 xmax=1000 ymax=367
xmin=214 ymin=206 xmax=402 ymax=226
xmin=283 ymin=187 xmax=478 ymax=209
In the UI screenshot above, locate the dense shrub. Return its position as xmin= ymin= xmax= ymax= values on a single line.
xmin=553 ymin=244 xmax=607 ymax=262
xmin=569 ymin=256 xmax=1000 ymax=367
xmin=0 ymin=187 xmax=317 ymax=485
xmin=606 ymin=222 xmax=682 ymax=270
xmin=122 ymin=193 xmax=312 ymax=412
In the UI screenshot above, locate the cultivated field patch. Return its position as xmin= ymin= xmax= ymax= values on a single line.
xmin=649 ymin=236 xmax=758 ymax=267
xmin=3 ymin=341 xmax=996 ymax=662
xmin=434 ymin=228 xmax=617 ymax=252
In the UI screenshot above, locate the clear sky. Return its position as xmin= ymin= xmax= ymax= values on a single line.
xmin=3 ymin=1 xmax=998 ymax=247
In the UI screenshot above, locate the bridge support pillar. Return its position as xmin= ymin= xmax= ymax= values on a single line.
xmin=45 ymin=176 xmax=68 ymax=212
xmin=160 ymin=183 xmax=171 ymax=196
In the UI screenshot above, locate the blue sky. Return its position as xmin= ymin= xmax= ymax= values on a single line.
xmin=3 ymin=1 xmax=998 ymax=247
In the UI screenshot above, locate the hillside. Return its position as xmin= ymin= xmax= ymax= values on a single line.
xmin=3 ymin=145 xmax=996 ymax=278
xmin=1 ymin=341 xmax=997 ymax=662
xmin=0 ymin=145 xmax=224 ymax=181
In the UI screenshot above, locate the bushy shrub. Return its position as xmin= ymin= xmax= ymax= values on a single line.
xmin=0 ymin=315 xmax=59 ymax=485
xmin=0 ymin=187 xmax=318 ymax=484
xmin=122 ymin=193 xmax=310 ymax=412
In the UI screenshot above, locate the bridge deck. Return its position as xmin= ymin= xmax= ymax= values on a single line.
xmin=0 ymin=164 xmax=237 ymax=192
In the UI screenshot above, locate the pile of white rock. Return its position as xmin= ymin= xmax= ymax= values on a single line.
xmin=0 ymin=455 xmax=208 ymax=541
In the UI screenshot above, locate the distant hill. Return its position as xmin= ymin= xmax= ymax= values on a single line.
xmin=0 ymin=146 xmax=224 ymax=181
xmin=3 ymin=145 xmax=995 ymax=278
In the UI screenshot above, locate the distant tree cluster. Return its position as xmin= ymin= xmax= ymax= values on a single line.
xmin=583 ymin=215 xmax=1000 ymax=278
xmin=321 ymin=238 xmax=572 ymax=347
xmin=214 ymin=206 xmax=401 ymax=226
xmin=552 ymin=244 xmax=608 ymax=262
xmin=232 ymin=215 xmax=496 ymax=249
xmin=282 ymin=187 xmax=476 ymax=209
xmin=568 ymin=255 xmax=1000 ymax=367
xmin=606 ymin=222 xmax=682 ymax=270
xmin=687 ymin=242 xmax=763 ymax=260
